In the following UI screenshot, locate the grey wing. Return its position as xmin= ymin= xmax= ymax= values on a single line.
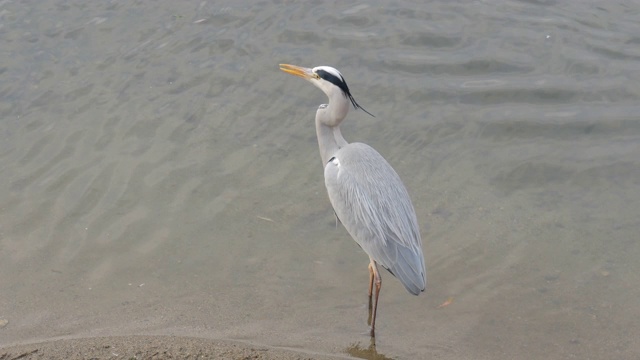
xmin=324 ymin=143 xmax=426 ymax=295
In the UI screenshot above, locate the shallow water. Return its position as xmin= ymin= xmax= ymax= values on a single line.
xmin=1 ymin=1 xmax=640 ymax=359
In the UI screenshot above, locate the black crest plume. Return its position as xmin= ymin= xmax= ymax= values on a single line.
xmin=315 ymin=69 xmax=375 ymax=117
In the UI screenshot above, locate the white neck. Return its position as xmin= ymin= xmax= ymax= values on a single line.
xmin=314 ymin=93 xmax=350 ymax=165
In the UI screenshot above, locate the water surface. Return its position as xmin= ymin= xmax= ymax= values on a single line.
xmin=1 ymin=1 xmax=639 ymax=359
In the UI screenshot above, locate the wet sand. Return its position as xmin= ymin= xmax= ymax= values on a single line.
xmin=0 ymin=335 xmax=345 ymax=360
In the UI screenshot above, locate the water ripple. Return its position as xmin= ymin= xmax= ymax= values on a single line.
xmin=1 ymin=1 xmax=639 ymax=359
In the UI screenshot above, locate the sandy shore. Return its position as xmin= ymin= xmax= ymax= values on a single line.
xmin=0 ymin=335 xmax=346 ymax=360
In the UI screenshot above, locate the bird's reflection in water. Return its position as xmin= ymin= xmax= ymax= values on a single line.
xmin=346 ymin=338 xmax=395 ymax=360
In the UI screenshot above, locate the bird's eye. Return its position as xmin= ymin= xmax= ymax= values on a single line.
xmin=313 ymin=73 xmax=320 ymax=79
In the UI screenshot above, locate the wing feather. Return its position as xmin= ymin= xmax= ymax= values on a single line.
xmin=324 ymin=143 xmax=426 ymax=294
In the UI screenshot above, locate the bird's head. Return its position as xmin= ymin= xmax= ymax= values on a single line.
xmin=279 ymin=64 xmax=374 ymax=117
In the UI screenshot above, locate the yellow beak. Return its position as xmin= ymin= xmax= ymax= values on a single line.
xmin=279 ymin=64 xmax=314 ymax=79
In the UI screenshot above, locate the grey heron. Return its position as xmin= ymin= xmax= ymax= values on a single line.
xmin=279 ymin=64 xmax=426 ymax=337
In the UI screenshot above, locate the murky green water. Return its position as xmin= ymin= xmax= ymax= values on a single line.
xmin=1 ymin=1 xmax=639 ymax=359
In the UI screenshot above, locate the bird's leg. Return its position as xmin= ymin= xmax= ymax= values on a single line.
xmin=368 ymin=261 xmax=375 ymax=298
xmin=369 ymin=260 xmax=382 ymax=338
xmin=367 ymin=260 xmax=375 ymax=325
